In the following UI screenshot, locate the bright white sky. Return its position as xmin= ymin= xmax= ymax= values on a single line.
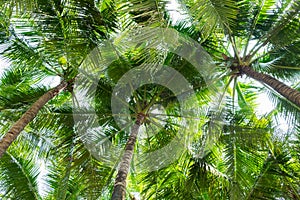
xmin=0 ymin=56 xmax=9 ymax=76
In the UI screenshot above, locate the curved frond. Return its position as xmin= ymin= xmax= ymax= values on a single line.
xmin=186 ymin=0 xmax=239 ymax=39
xmin=0 ymin=152 xmax=40 ymax=200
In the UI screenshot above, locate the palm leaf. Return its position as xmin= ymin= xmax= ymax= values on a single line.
xmin=187 ymin=0 xmax=239 ymax=40
xmin=0 ymin=152 xmax=40 ymax=200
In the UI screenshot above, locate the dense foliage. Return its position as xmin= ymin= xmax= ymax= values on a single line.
xmin=0 ymin=0 xmax=299 ymax=199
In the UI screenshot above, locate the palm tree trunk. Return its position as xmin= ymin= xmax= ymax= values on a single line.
xmin=240 ymin=66 xmax=300 ymax=107
xmin=111 ymin=114 xmax=144 ymax=200
xmin=0 ymin=81 xmax=68 ymax=158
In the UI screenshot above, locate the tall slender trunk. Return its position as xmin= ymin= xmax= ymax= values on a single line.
xmin=111 ymin=114 xmax=144 ymax=200
xmin=240 ymin=65 xmax=300 ymax=107
xmin=0 ymin=81 xmax=68 ymax=158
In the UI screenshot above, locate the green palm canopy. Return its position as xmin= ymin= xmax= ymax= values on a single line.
xmin=0 ymin=0 xmax=299 ymax=199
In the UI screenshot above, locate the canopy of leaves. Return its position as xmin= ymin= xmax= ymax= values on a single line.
xmin=0 ymin=0 xmax=299 ymax=199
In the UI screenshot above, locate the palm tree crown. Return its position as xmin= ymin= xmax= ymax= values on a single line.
xmin=0 ymin=0 xmax=299 ymax=199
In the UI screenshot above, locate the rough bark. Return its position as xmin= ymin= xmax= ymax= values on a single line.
xmin=240 ymin=65 xmax=300 ymax=107
xmin=0 ymin=81 xmax=68 ymax=158
xmin=111 ymin=114 xmax=144 ymax=200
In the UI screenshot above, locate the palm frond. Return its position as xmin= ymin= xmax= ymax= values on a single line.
xmin=262 ymin=84 xmax=300 ymax=129
xmin=0 ymin=151 xmax=40 ymax=200
xmin=250 ymin=0 xmax=300 ymax=56
xmin=186 ymin=0 xmax=239 ymax=40
xmin=246 ymin=143 xmax=300 ymax=199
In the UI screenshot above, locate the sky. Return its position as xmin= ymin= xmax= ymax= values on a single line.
xmin=0 ymin=56 xmax=9 ymax=76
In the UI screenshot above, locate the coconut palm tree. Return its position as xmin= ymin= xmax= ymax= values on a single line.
xmin=0 ymin=0 xmax=117 ymax=156
xmin=0 ymin=0 xmax=174 ymax=198
xmin=106 ymin=0 xmax=300 ymax=198
xmin=181 ymin=0 xmax=300 ymax=118
xmin=0 ymin=0 xmax=119 ymax=198
xmin=0 ymin=0 xmax=299 ymax=199
xmin=0 ymin=80 xmax=68 ymax=157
